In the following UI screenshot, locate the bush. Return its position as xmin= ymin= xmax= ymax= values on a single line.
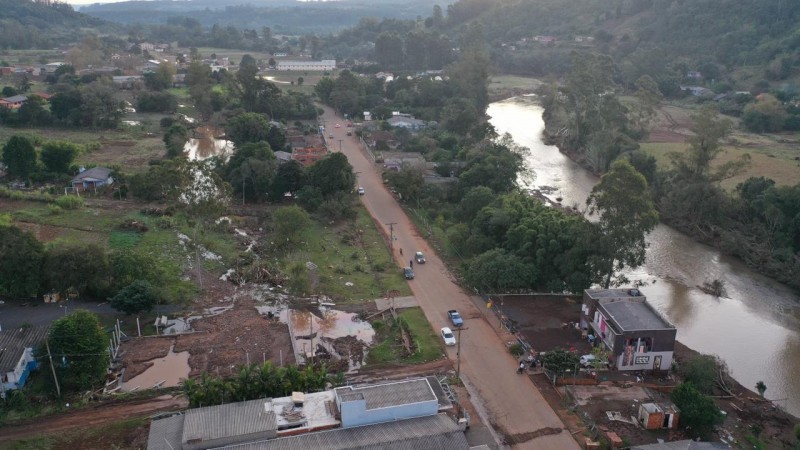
xmin=47 ymin=204 xmax=63 ymax=215
xmin=680 ymin=354 xmax=718 ymax=394
xmin=670 ymin=382 xmax=724 ymax=439
xmin=111 ymin=280 xmax=160 ymax=315
xmin=54 ymin=195 xmax=84 ymax=210
xmin=509 ymin=343 xmax=525 ymax=357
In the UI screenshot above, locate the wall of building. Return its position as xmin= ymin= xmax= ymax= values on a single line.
xmin=2 ymin=349 xmax=37 ymax=390
xmin=184 ymin=429 xmax=278 ymax=450
xmin=339 ymin=399 xmax=439 ymax=428
xmin=614 ymin=350 xmax=673 ymax=371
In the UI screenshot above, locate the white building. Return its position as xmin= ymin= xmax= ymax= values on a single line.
xmin=275 ymin=60 xmax=336 ymax=71
xmin=0 ymin=327 xmax=49 ymax=392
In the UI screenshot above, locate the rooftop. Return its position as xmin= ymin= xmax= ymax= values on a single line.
xmin=585 ymin=289 xmax=674 ymax=331
xmin=270 ymin=390 xmax=339 ymax=432
xmin=1 ymin=95 xmax=28 ymax=103
xmin=182 ymin=398 xmax=277 ymax=445
xmin=631 ymin=440 xmax=731 ymax=450
xmin=72 ymin=166 xmax=112 ymax=182
xmin=215 ymin=414 xmax=468 ymax=450
xmin=147 ymin=415 xmax=184 ymax=450
xmin=0 ymin=326 xmax=49 ymax=371
xmin=335 ymin=378 xmax=437 ymax=410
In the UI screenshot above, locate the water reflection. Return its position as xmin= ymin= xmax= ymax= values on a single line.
xmin=123 ymin=345 xmax=190 ymax=391
xmin=184 ymin=125 xmax=234 ymax=161
xmin=488 ymin=96 xmax=800 ymax=415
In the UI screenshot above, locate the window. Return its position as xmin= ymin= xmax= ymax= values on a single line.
xmin=635 ymin=356 xmax=649 ymax=365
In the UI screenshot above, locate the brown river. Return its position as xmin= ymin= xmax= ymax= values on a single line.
xmin=488 ymin=96 xmax=800 ymax=416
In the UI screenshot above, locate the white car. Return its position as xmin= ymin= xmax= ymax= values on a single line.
xmin=357 ymin=186 xmax=365 ymax=195
xmin=441 ymin=327 xmax=456 ymax=346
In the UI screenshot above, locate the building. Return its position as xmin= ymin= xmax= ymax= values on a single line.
xmin=275 ymin=60 xmax=336 ymax=71
xmin=631 ymin=441 xmax=731 ymax=450
xmin=71 ymin=166 xmax=114 ymax=192
xmin=638 ymin=402 xmax=680 ymax=430
xmin=580 ymin=289 xmax=677 ymax=371
xmin=148 ymin=378 xmax=462 ymax=450
xmin=113 ymin=75 xmax=143 ymax=89
xmin=387 ymin=113 xmax=427 ymax=131
xmin=334 ymin=378 xmax=439 ymax=428
xmin=288 ymin=135 xmax=327 ymax=166
xmin=0 ymin=326 xmax=49 ymax=391
xmin=0 ymin=95 xmax=28 ymax=109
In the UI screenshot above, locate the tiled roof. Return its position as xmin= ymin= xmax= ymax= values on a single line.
xmin=216 ymin=414 xmax=468 ymax=450
xmin=71 ymin=167 xmax=112 ymax=183
xmin=182 ymin=398 xmax=277 ymax=444
xmin=0 ymin=326 xmax=48 ymax=371
xmin=336 ymin=378 xmax=437 ymax=410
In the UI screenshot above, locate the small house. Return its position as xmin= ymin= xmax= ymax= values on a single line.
xmin=580 ymin=289 xmax=677 ymax=371
xmin=71 ymin=166 xmax=114 ymax=192
xmin=638 ymin=402 xmax=680 ymax=430
xmin=43 ymin=290 xmax=61 ymax=303
xmin=0 ymin=95 xmax=28 ymax=109
xmin=0 ymin=326 xmax=49 ymax=391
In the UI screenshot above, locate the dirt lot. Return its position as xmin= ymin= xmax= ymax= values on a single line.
xmin=504 ymin=295 xmax=800 ymax=448
xmin=119 ymin=297 xmax=295 ymax=381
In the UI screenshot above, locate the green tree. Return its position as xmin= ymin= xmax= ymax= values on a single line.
xmin=385 ymin=166 xmax=425 ymax=202
xmin=47 ymin=310 xmax=109 ymax=392
xmin=308 ymin=153 xmax=355 ymax=197
xmin=109 ymin=249 xmax=167 ymax=293
xmin=144 ymin=61 xmax=176 ymax=91
xmin=375 ymin=32 xmax=405 ymax=69
xmin=540 ymin=348 xmax=580 ymax=376
xmin=41 ymin=141 xmax=79 ymax=174
xmin=269 ymin=160 xmax=307 ymax=200
xmin=41 ymin=243 xmax=110 ymax=297
xmin=111 ymin=280 xmax=160 ymax=315
xmin=587 ymin=159 xmax=658 ymax=288
xmin=670 ymin=382 xmax=724 ymax=439
xmin=629 ymin=75 xmax=663 ymax=138
xmin=465 ymin=248 xmax=536 ymax=291
xmin=17 ymin=95 xmax=51 ymax=126
xmin=227 ymin=112 xmax=271 ymax=147
xmin=755 ymin=380 xmax=767 ymax=397
xmin=679 ymin=354 xmax=718 ymax=394
xmin=2 ymin=135 xmax=37 ymax=179
xmin=670 ymin=107 xmax=736 ymax=181
xmin=163 ymin=123 xmax=189 ymax=159
xmin=0 ymin=225 xmax=43 ymax=298
xmin=742 ymin=94 xmax=788 ymax=133
xmin=273 ymin=205 xmax=311 ymax=247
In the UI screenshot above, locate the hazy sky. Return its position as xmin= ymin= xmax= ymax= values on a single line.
xmin=64 ymin=0 xmax=132 ymax=5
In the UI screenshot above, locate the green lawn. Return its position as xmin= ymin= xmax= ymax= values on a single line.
xmin=367 ymin=308 xmax=443 ymax=366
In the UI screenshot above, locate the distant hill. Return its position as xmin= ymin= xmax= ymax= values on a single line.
xmin=0 ymin=0 xmax=116 ymax=49
xmin=446 ymin=0 xmax=800 ymax=87
xmin=78 ymin=0 xmax=441 ymax=34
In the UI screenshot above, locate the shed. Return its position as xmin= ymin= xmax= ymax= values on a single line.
xmin=638 ymin=402 xmax=680 ymax=430
xmin=0 ymin=326 xmax=49 ymax=391
xmin=71 ymin=166 xmax=114 ymax=192
xmin=334 ymin=378 xmax=439 ymax=428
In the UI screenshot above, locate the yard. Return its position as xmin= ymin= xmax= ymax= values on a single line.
xmin=366 ymin=307 xmax=442 ymax=366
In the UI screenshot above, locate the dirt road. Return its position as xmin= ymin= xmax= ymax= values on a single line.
xmin=0 ymin=395 xmax=187 ymax=442
xmin=324 ymin=108 xmax=580 ymax=449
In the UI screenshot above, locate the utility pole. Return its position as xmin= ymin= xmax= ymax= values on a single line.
xmin=385 ymin=222 xmax=397 ymax=253
xmin=46 ymin=339 xmax=61 ymax=398
xmin=337 ymin=139 xmax=343 ymax=152
xmin=455 ymin=326 xmax=468 ymax=420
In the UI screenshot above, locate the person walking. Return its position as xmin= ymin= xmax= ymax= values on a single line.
xmin=410 ymin=259 xmax=413 ymax=268
xmin=517 ymin=361 xmax=526 ymax=374
xmin=399 ymin=248 xmax=403 ymax=256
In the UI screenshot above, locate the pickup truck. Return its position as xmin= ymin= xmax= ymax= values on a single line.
xmin=447 ymin=310 xmax=463 ymax=327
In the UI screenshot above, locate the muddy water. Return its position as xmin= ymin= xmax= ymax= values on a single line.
xmin=123 ymin=345 xmax=190 ymax=391
xmin=184 ymin=125 xmax=234 ymax=161
xmin=290 ymin=307 xmax=375 ymax=371
xmin=488 ymin=96 xmax=800 ymax=416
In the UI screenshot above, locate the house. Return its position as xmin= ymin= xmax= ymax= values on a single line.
xmin=0 ymin=95 xmax=28 ymax=109
xmin=681 ymin=85 xmax=714 ymax=97
xmin=364 ymin=131 xmax=397 ymax=150
xmin=387 ymin=114 xmax=427 ymax=131
xmin=638 ymin=402 xmax=680 ymax=430
xmin=363 ymin=111 xmax=372 ymax=121
xmin=0 ymin=67 xmax=13 ymax=75
xmin=0 ymin=326 xmax=49 ymax=391
xmin=579 ymin=289 xmax=677 ymax=371
xmin=147 ymin=378 xmax=464 ymax=450
xmin=534 ymin=35 xmax=558 ymax=44
xmin=43 ymin=290 xmax=61 ymax=303
xmin=113 ymin=75 xmax=143 ymax=89
xmin=273 ymin=151 xmax=293 ymax=164
xmin=275 ymin=60 xmax=336 ymax=71
xmin=71 ymin=166 xmax=114 ymax=192
xmin=686 ymin=71 xmax=704 ymax=80
xmin=288 ymin=135 xmax=327 ymax=166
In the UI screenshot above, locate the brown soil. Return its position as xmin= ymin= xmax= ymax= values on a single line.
xmin=173 ymin=298 xmax=296 ymax=377
xmin=119 ymin=337 xmax=173 ymax=379
xmin=0 ymin=395 xmax=187 ymax=443
xmin=499 ymin=294 xmax=592 ymax=355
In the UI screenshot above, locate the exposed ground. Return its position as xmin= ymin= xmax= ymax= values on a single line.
xmin=503 ymin=295 xmax=800 ymax=449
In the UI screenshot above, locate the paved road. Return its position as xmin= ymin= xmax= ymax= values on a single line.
xmin=323 ymin=108 xmax=580 ymax=449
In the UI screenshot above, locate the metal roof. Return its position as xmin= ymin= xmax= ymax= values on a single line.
xmin=601 ymin=300 xmax=674 ymax=331
xmin=1 ymin=95 xmax=28 ymax=103
xmin=216 ymin=414 xmax=468 ymax=450
xmin=0 ymin=326 xmax=48 ymax=372
xmin=336 ymin=378 xmax=437 ymax=410
xmin=147 ymin=415 xmax=184 ymax=450
xmin=71 ymin=166 xmax=112 ymax=183
xmin=182 ymin=398 xmax=277 ymax=444
xmin=631 ymin=440 xmax=731 ymax=450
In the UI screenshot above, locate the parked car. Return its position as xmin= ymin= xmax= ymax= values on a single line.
xmin=403 ymin=267 xmax=414 ymax=280
xmin=346 ymin=131 xmax=352 ymax=136
xmin=329 ymin=134 xmax=334 ymax=139
xmin=415 ymin=251 xmax=426 ymax=264
xmin=335 ymin=123 xmax=341 ymax=128
xmin=440 ymin=327 xmax=456 ymax=346
xmin=447 ymin=310 xmax=463 ymax=327
xmin=579 ymin=354 xmax=599 ymax=368
xmin=357 ymin=186 xmax=365 ymax=195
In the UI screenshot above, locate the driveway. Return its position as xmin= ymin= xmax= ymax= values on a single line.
xmin=323 ymin=107 xmax=580 ymax=449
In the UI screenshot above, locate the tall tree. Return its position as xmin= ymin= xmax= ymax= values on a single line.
xmin=587 ymin=159 xmax=659 ymax=288
xmin=2 ymin=135 xmax=37 ymax=179
xmin=0 ymin=225 xmax=43 ymax=298
xmin=41 ymin=141 xmax=79 ymax=174
xmin=47 ymin=310 xmax=109 ymax=392
xmin=308 ymin=153 xmax=355 ymax=197
xmin=375 ymin=32 xmax=404 ymax=69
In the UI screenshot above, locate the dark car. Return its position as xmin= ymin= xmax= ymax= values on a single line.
xmin=403 ymin=267 xmax=415 ymax=280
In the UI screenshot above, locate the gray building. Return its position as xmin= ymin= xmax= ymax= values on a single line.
xmin=334 ymin=378 xmax=440 ymax=428
xmin=0 ymin=327 xmax=49 ymax=392
xmin=580 ymin=289 xmax=677 ymax=371
xmin=631 ymin=440 xmax=731 ymax=449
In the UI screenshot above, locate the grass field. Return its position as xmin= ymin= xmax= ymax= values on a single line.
xmin=367 ymin=307 xmax=442 ymax=366
xmin=488 ymin=74 xmax=545 ymax=98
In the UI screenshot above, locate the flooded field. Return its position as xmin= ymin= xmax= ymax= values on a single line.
xmin=289 ymin=307 xmax=375 ymax=371
xmin=184 ymin=125 xmax=234 ymax=161
xmin=122 ymin=345 xmax=190 ymax=391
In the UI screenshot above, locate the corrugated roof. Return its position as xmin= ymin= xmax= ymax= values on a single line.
xmin=1 ymin=95 xmax=28 ymax=103
xmin=182 ymin=398 xmax=277 ymax=444
xmin=147 ymin=415 xmax=184 ymax=450
xmin=336 ymin=378 xmax=437 ymax=410
xmin=631 ymin=440 xmax=731 ymax=450
xmin=216 ymin=413 xmax=468 ymax=450
xmin=425 ymin=376 xmax=453 ymax=410
xmin=0 ymin=326 xmax=48 ymax=371
xmin=71 ymin=166 xmax=112 ymax=183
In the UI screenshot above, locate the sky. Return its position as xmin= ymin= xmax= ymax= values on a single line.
xmin=63 ymin=0 xmax=135 ymax=5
